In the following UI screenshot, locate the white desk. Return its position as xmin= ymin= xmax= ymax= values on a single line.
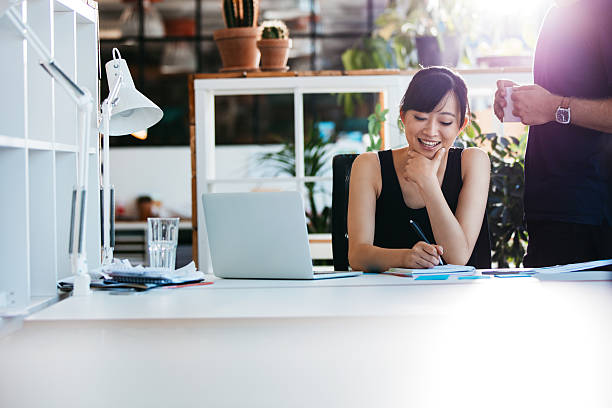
xmin=1 ymin=275 xmax=611 ymax=408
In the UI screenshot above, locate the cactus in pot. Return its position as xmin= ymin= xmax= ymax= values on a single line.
xmin=223 ymin=0 xmax=259 ymax=28
xmin=261 ymin=20 xmax=289 ymax=39
xmin=257 ymin=20 xmax=292 ymax=72
xmin=213 ymin=0 xmax=261 ymax=72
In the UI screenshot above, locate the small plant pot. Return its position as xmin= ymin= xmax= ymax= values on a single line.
xmin=415 ymin=34 xmax=461 ymax=68
xmin=257 ymin=39 xmax=292 ymax=71
xmin=213 ymin=27 xmax=261 ymax=72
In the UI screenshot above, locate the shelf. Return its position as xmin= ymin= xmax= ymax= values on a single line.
xmin=28 ymin=140 xmax=54 ymax=151
xmin=54 ymin=143 xmax=79 ymax=153
xmin=0 ymin=139 xmax=98 ymax=152
xmin=0 ymin=0 xmax=100 ymax=312
xmin=0 ymin=135 xmax=26 ymax=149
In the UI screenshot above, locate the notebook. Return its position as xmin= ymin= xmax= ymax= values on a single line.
xmin=386 ymin=264 xmax=476 ymax=277
xmin=201 ymin=191 xmax=362 ymax=280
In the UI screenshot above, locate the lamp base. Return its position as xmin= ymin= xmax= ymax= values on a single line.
xmin=73 ymin=273 xmax=91 ymax=296
xmin=101 ymin=247 xmax=115 ymax=267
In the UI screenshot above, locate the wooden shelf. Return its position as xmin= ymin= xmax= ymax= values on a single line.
xmin=190 ymin=67 xmax=532 ymax=80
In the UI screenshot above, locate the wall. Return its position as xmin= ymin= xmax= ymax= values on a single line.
xmin=110 ymin=147 xmax=192 ymax=218
xmin=110 ymin=145 xmax=291 ymax=219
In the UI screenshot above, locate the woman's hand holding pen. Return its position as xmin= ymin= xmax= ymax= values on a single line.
xmin=403 ymin=148 xmax=445 ymax=190
xmin=404 ymin=242 xmax=444 ymax=268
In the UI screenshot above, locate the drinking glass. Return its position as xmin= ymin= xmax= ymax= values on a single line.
xmin=147 ymin=217 xmax=179 ymax=270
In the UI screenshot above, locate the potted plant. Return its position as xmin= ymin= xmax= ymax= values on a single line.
xmin=341 ymin=1 xmax=473 ymax=71
xmin=458 ymin=115 xmax=529 ymax=267
xmin=257 ymin=20 xmax=292 ymax=72
xmin=408 ymin=0 xmax=470 ymax=67
xmin=213 ymin=0 xmax=260 ymax=72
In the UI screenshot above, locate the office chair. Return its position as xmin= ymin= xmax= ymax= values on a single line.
xmin=331 ymin=153 xmax=492 ymax=270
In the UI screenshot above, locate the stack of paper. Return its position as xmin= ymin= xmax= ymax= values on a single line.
xmin=533 ymin=259 xmax=612 ymax=281
xmin=534 ymin=259 xmax=612 ymax=274
xmin=103 ymin=261 xmax=205 ymax=284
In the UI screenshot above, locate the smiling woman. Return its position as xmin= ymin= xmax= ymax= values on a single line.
xmin=347 ymin=66 xmax=491 ymax=272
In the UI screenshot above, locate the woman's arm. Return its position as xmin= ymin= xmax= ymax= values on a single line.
xmin=347 ymin=153 xmax=442 ymax=272
xmin=415 ymin=148 xmax=490 ymax=265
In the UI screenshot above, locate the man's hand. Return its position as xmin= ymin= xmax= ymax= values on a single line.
xmin=494 ymin=79 xmax=519 ymax=122
xmin=511 ymin=85 xmax=560 ymax=125
xmin=403 ymin=148 xmax=445 ymax=189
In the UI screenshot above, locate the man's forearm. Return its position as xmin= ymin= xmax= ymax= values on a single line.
xmin=565 ymin=97 xmax=612 ymax=134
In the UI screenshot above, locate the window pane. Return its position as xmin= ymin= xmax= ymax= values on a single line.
xmin=214 ymin=94 xmax=295 ymax=179
xmin=303 ymin=92 xmax=380 ymax=162
xmin=102 ymin=43 xmax=190 ymax=147
xmin=303 ymin=180 xmax=331 ymax=234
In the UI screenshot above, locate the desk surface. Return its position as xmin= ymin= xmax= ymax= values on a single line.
xmin=3 ymin=274 xmax=612 ymax=408
xmin=25 ymin=274 xmax=612 ymax=322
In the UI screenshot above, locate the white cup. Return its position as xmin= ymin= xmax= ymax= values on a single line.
xmin=503 ymin=87 xmax=522 ymax=122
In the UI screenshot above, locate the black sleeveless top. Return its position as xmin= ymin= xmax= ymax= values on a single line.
xmin=373 ymin=148 xmax=463 ymax=250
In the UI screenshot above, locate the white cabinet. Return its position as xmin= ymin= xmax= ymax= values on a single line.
xmin=0 ymin=0 xmax=100 ymax=313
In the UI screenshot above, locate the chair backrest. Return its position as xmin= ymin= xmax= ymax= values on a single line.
xmin=331 ymin=154 xmax=359 ymax=271
xmin=331 ymin=153 xmax=492 ymax=270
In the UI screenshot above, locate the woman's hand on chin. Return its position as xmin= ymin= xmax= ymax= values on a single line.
xmin=403 ymin=147 xmax=445 ymax=189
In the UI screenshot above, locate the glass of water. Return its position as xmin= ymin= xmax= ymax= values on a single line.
xmin=147 ymin=217 xmax=180 ymax=270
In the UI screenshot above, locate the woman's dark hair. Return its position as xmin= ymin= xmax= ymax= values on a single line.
xmin=399 ymin=66 xmax=469 ymax=127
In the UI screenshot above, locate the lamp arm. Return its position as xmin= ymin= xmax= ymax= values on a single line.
xmin=71 ymin=101 xmax=93 ymax=285
xmin=100 ymin=74 xmax=123 ymax=266
xmin=5 ymin=7 xmax=91 ymax=108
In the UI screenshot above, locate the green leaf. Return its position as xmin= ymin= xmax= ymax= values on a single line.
xmin=341 ymin=49 xmax=355 ymax=71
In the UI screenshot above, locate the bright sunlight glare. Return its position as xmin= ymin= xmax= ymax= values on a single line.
xmin=468 ymin=0 xmax=553 ymax=16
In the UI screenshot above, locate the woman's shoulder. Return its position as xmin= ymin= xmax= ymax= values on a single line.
xmin=460 ymin=147 xmax=490 ymax=177
xmin=460 ymin=146 xmax=489 ymax=162
xmin=352 ymin=151 xmax=381 ymax=170
xmin=350 ymin=151 xmax=385 ymax=190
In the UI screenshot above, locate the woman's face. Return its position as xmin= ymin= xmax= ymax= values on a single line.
xmin=401 ymin=91 xmax=463 ymax=159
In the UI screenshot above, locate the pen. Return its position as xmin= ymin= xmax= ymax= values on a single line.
xmin=409 ymin=219 xmax=444 ymax=265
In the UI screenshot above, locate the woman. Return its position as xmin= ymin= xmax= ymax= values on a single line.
xmin=348 ymin=67 xmax=490 ymax=271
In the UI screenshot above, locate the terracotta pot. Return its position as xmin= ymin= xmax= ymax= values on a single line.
xmin=257 ymin=39 xmax=292 ymax=71
xmin=415 ymin=35 xmax=462 ymax=68
xmin=213 ymin=27 xmax=260 ymax=72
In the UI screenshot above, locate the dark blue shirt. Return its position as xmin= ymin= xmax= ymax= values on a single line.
xmin=525 ymin=0 xmax=612 ymax=225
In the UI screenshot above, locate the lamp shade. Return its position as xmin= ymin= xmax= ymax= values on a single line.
xmin=104 ymin=55 xmax=163 ymax=136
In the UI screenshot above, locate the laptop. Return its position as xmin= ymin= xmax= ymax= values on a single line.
xmin=202 ymin=191 xmax=362 ymax=280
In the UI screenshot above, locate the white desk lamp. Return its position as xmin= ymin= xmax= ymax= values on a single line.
xmin=100 ymin=49 xmax=163 ymax=266
xmin=1 ymin=0 xmax=93 ymax=295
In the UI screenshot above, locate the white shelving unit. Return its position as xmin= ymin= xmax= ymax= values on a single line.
xmin=0 ymin=0 xmax=100 ymax=314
